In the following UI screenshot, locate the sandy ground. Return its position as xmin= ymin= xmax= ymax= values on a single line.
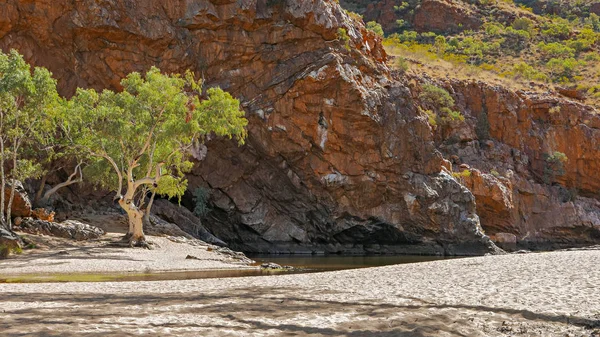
xmin=0 ymin=234 xmax=251 ymax=275
xmin=1 ymin=248 xmax=599 ymax=336
xmin=0 ymin=212 xmax=253 ymax=275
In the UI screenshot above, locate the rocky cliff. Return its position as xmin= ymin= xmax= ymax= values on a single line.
xmin=418 ymin=76 xmax=600 ymax=250
xmin=0 ymin=0 xmax=510 ymax=255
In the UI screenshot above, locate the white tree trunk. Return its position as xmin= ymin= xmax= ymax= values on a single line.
xmin=0 ymin=111 xmax=5 ymax=227
xmin=118 ymin=178 xmax=146 ymax=246
xmin=6 ymin=178 xmax=15 ymax=230
xmin=6 ymin=144 xmax=17 ymax=230
xmin=120 ymin=200 xmax=145 ymax=245
xmin=0 ymin=140 xmax=5 ymax=227
xmin=143 ymin=190 xmax=156 ymax=226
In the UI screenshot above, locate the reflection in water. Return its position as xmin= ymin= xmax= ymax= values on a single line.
xmin=1 ymin=255 xmax=453 ymax=283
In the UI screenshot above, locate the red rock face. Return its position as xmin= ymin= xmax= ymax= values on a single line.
xmin=1 ymin=0 xmax=498 ymax=255
xmin=430 ymin=78 xmax=600 ymax=250
xmin=340 ymin=0 xmax=482 ymax=34
xmin=412 ymin=0 xmax=482 ymax=34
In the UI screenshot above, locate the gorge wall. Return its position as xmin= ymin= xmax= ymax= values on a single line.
xmin=4 ymin=0 xmax=599 ymax=255
xmin=0 ymin=0 xmax=500 ymax=255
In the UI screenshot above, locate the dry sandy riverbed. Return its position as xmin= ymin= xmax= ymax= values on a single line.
xmin=0 ymin=234 xmax=252 ymax=276
xmin=1 ymin=248 xmax=599 ymax=336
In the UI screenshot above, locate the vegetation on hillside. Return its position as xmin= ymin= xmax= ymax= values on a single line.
xmin=343 ymin=0 xmax=600 ymax=106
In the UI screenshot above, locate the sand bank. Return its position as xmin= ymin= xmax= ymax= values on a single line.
xmin=1 ymin=249 xmax=599 ymax=336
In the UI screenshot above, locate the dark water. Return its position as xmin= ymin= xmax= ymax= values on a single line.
xmin=0 ymin=255 xmax=451 ymax=283
xmin=249 ymin=254 xmax=450 ymax=272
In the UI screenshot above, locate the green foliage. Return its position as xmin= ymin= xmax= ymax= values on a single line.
xmin=452 ymin=169 xmax=472 ymax=180
xmin=338 ymin=28 xmax=351 ymax=51
xmin=63 ymin=67 xmax=247 ymax=203
xmin=484 ymin=22 xmax=506 ymax=36
xmin=507 ymin=62 xmax=549 ymax=81
xmin=441 ymin=108 xmax=466 ymax=124
xmin=394 ymin=57 xmax=409 ymax=73
xmin=541 ymin=20 xmax=572 ymax=39
xmin=511 ymin=17 xmax=535 ymax=34
xmin=547 ymin=151 xmax=568 ymax=163
xmin=344 ymin=10 xmax=363 ymax=22
xmin=0 ymin=49 xmax=60 ymax=227
xmin=366 ymin=21 xmax=384 ymax=37
xmin=419 ymin=84 xmax=454 ymax=109
xmin=537 ymin=42 xmax=575 ymax=60
xmin=192 ymin=187 xmax=211 ymax=217
xmin=585 ymin=13 xmax=600 ymax=32
xmin=0 ymin=243 xmax=21 ymax=258
xmin=546 ymin=57 xmax=584 ymax=81
xmin=419 ymin=84 xmax=465 ymax=126
xmin=424 ymin=109 xmax=437 ymax=127
xmin=434 ymin=35 xmax=447 ymax=54
xmin=543 ymin=151 xmax=568 ymax=184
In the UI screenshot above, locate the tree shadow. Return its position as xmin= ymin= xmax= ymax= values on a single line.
xmin=1 ymin=286 xmax=597 ymax=336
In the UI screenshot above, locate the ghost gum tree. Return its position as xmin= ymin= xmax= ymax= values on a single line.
xmin=63 ymin=67 xmax=247 ymax=246
xmin=0 ymin=50 xmax=59 ymax=230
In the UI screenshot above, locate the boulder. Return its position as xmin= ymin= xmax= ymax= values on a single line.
xmin=0 ymin=226 xmax=22 ymax=258
xmin=3 ymin=181 xmax=32 ymax=218
xmin=260 ymin=262 xmax=294 ymax=270
xmin=17 ymin=218 xmax=105 ymax=241
xmin=412 ymin=0 xmax=482 ymax=34
xmin=146 ymin=214 xmax=194 ymax=238
xmin=557 ymin=86 xmax=586 ymax=101
xmin=491 ymin=232 xmax=518 ymax=251
xmin=31 ymin=208 xmax=55 ymax=222
xmin=151 ymin=199 xmax=226 ymax=247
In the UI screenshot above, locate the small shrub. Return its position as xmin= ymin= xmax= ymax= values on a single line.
xmin=541 ymin=21 xmax=572 ymax=39
xmin=338 ymin=28 xmax=351 ymax=51
xmin=421 ymin=108 xmax=438 ymax=127
xmin=366 ymin=21 xmax=384 ymax=37
xmin=508 ymin=62 xmax=549 ymax=82
xmin=512 ymin=18 xmax=534 ymax=34
xmin=419 ymin=84 xmax=454 ymax=109
xmin=345 ymin=10 xmax=363 ymax=22
xmin=543 ymin=151 xmax=568 ymax=184
xmin=192 ymin=187 xmax=211 ymax=217
xmin=546 ymin=57 xmax=584 ymax=81
xmin=394 ymin=57 xmax=409 ymax=73
xmin=452 ymin=169 xmax=472 ymax=180
xmin=537 ymin=42 xmax=575 ymax=60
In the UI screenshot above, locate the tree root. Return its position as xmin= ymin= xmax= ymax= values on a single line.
xmin=110 ymin=234 xmax=153 ymax=250
xmin=129 ymin=238 xmax=153 ymax=250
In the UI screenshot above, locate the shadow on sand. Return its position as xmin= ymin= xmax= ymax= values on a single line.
xmin=1 ymin=286 xmax=598 ymax=336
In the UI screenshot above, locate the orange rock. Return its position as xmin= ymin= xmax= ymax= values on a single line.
xmin=31 ymin=208 xmax=55 ymax=222
xmin=3 ymin=182 xmax=32 ymax=218
xmin=434 ymin=77 xmax=600 ymax=249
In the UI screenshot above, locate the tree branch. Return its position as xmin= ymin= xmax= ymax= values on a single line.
xmin=134 ymin=107 xmax=165 ymax=163
xmin=39 ymin=161 xmax=84 ymax=204
xmin=133 ymin=163 xmax=164 ymax=190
